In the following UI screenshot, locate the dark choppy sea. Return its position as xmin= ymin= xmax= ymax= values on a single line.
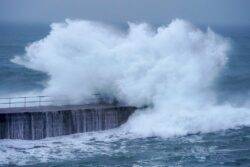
xmin=1 ymin=23 xmax=250 ymax=166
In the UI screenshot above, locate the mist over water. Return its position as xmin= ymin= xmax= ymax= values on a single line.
xmin=12 ymin=19 xmax=250 ymax=138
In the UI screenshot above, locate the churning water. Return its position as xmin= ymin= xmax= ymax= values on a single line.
xmin=1 ymin=20 xmax=250 ymax=166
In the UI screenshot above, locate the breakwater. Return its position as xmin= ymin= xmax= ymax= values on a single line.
xmin=0 ymin=105 xmax=136 ymax=140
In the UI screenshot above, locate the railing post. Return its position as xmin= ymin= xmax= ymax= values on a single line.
xmin=24 ymin=97 xmax=26 ymax=108
xmin=9 ymin=98 xmax=11 ymax=108
xmin=38 ymin=96 xmax=41 ymax=107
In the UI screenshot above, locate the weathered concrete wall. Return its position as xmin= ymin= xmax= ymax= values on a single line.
xmin=0 ymin=106 xmax=135 ymax=140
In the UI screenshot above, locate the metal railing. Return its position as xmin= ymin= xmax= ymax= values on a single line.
xmin=0 ymin=94 xmax=120 ymax=109
xmin=0 ymin=96 xmax=53 ymax=108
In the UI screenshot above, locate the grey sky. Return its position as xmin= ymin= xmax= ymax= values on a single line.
xmin=1 ymin=0 xmax=250 ymax=26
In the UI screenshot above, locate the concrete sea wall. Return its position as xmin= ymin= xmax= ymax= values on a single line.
xmin=0 ymin=105 xmax=135 ymax=140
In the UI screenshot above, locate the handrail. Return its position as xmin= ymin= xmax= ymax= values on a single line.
xmin=0 ymin=94 xmax=118 ymax=109
xmin=0 ymin=95 xmax=48 ymax=100
xmin=0 ymin=96 xmax=53 ymax=108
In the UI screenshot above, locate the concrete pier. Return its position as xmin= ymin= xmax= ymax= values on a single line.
xmin=0 ymin=104 xmax=136 ymax=140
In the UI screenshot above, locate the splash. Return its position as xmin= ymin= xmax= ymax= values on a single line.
xmin=13 ymin=19 xmax=250 ymax=138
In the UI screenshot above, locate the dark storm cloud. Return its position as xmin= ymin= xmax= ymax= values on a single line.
xmin=0 ymin=0 xmax=250 ymax=26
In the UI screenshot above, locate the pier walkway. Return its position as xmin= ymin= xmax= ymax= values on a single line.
xmin=0 ymin=95 xmax=130 ymax=113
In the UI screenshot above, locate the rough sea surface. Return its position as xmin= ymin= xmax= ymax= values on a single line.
xmin=0 ymin=23 xmax=250 ymax=166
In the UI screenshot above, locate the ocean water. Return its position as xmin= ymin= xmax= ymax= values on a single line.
xmin=1 ymin=21 xmax=250 ymax=166
xmin=0 ymin=23 xmax=48 ymax=95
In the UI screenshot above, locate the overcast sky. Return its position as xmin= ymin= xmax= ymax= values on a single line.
xmin=1 ymin=0 xmax=250 ymax=26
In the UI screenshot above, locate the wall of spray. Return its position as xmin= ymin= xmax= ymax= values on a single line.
xmin=12 ymin=19 xmax=250 ymax=138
